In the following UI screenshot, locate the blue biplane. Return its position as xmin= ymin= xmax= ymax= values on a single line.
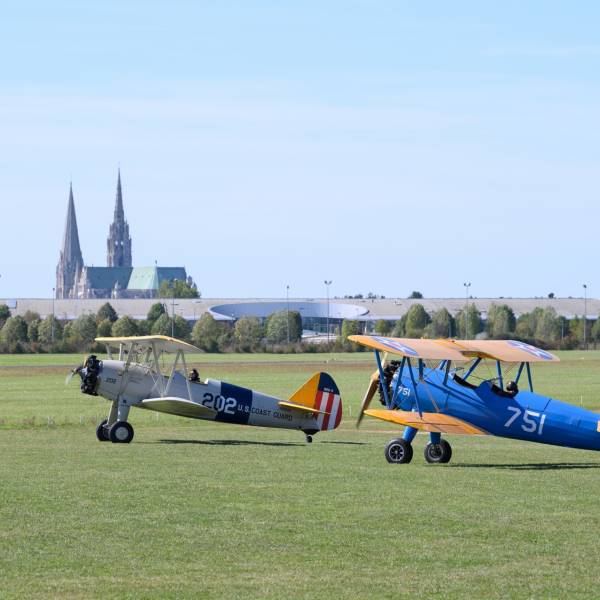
xmin=349 ymin=335 xmax=600 ymax=464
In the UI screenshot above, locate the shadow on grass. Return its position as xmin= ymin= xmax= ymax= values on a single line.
xmin=450 ymin=462 xmax=600 ymax=471
xmin=320 ymin=440 xmax=368 ymax=445
xmin=155 ymin=439 xmax=305 ymax=447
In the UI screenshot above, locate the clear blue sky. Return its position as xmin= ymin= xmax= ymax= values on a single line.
xmin=2 ymin=1 xmax=599 ymax=299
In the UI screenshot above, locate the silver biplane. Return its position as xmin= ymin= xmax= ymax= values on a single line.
xmin=68 ymin=335 xmax=343 ymax=444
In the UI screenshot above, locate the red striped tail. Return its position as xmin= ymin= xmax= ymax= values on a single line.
xmin=288 ymin=372 xmax=343 ymax=431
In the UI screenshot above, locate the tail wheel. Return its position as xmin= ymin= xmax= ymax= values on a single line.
xmin=306 ymin=435 xmax=313 ymax=443
xmin=96 ymin=419 xmax=109 ymax=442
xmin=109 ymin=421 xmax=134 ymax=444
xmin=424 ymin=440 xmax=452 ymax=464
xmin=385 ymin=438 xmax=413 ymax=464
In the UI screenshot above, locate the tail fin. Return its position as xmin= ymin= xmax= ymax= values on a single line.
xmin=288 ymin=372 xmax=342 ymax=431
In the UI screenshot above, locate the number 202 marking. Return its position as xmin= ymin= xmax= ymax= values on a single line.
xmin=202 ymin=393 xmax=237 ymax=415
xmin=504 ymin=407 xmax=546 ymax=435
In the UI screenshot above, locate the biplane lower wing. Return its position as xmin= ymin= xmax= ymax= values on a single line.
xmin=140 ymin=397 xmax=217 ymax=419
xmin=364 ymin=409 xmax=487 ymax=435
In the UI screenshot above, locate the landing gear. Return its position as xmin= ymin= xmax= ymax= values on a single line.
xmin=424 ymin=439 xmax=452 ymax=464
xmin=96 ymin=419 xmax=110 ymax=442
xmin=385 ymin=438 xmax=413 ymax=464
xmin=109 ymin=421 xmax=134 ymax=444
xmin=306 ymin=435 xmax=313 ymax=443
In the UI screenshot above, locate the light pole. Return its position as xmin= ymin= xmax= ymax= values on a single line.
xmin=324 ymin=280 xmax=332 ymax=342
xmin=52 ymin=287 xmax=55 ymax=343
xmin=583 ymin=284 xmax=588 ymax=349
xmin=171 ymin=279 xmax=178 ymax=338
xmin=286 ymin=285 xmax=290 ymax=343
xmin=463 ymin=282 xmax=471 ymax=339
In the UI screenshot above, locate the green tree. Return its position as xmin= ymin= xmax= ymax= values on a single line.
xmin=392 ymin=314 xmax=407 ymax=337
xmin=234 ymin=317 xmax=264 ymax=350
xmin=266 ymin=310 xmax=302 ymax=343
xmin=486 ymin=303 xmax=516 ymax=338
xmin=191 ymin=314 xmax=230 ymax=352
xmin=38 ymin=316 xmax=63 ymax=343
xmin=23 ymin=310 xmax=41 ymax=325
xmin=147 ymin=302 xmax=167 ymax=324
xmin=455 ymin=305 xmax=482 ymax=338
xmin=27 ymin=319 xmax=40 ymax=342
xmin=68 ymin=315 xmax=97 ymax=344
xmin=535 ymin=307 xmax=560 ymax=343
xmin=96 ymin=319 xmax=113 ymax=337
xmin=374 ymin=319 xmax=392 ymax=335
xmin=408 ymin=291 xmax=423 ymax=299
xmin=404 ymin=304 xmax=430 ymax=338
xmin=341 ymin=319 xmax=361 ymax=350
xmin=1 ymin=316 xmax=28 ymax=343
xmin=97 ymin=302 xmax=118 ymax=323
xmin=0 ymin=304 xmax=11 ymax=324
xmin=150 ymin=314 xmax=190 ymax=339
xmin=112 ymin=316 xmax=139 ymax=337
xmin=590 ymin=318 xmax=600 ymax=347
xmin=159 ymin=279 xmax=199 ymax=298
xmin=426 ymin=308 xmax=455 ymax=338
xmin=515 ymin=307 xmax=544 ymax=339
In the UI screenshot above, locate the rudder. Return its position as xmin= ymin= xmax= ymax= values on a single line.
xmin=288 ymin=372 xmax=342 ymax=431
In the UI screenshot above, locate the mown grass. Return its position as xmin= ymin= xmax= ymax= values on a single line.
xmin=1 ymin=352 xmax=600 ymax=598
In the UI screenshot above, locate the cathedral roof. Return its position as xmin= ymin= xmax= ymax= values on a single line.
xmin=127 ymin=267 xmax=187 ymax=290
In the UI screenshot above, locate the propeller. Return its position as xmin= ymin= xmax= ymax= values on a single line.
xmin=356 ymin=369 xmax=381 ymax=428
xmin=65 ymin=359 xmax=85 ymax=385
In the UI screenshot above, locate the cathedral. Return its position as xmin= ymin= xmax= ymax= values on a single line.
xmin=56 ymin=171 xmax=195 ymax=299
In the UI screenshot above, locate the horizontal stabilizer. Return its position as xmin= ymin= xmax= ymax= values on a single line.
xmin=140 ymin=397 xmax=217 ymax=419
xmin=278 ymin=400 xmax=330 ymax=415
xmin=364 ymin=409 xmax=486 ymax=435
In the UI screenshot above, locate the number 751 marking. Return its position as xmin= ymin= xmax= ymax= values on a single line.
xmin=504 ymin=407 xmax=546 ymax=435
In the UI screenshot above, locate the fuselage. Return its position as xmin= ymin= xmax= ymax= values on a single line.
xmin=390 ymin=365 xmax=600 ymax=451
xmin=87 ymin=359 xmax=324 ymax=433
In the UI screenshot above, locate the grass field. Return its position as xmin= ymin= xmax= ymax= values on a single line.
xmin=2 ymin=352 xmax=600 ymax=598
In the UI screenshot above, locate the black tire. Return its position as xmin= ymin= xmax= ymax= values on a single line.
xmin=385 ymin=438 xmax=413 ymax=464
xmin=424 ymin=440 xmax=452 ymax=464
xmin=306 ymin=435 xmax=313 ymax=443
xmin=109 ymin=421 xmax=134 ymax=444
xmin=96 ymin=419 xmax=109 ymax=442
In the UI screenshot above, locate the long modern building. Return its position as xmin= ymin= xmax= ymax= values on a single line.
xmin=1 ymin=297 xmax=597 ymax=335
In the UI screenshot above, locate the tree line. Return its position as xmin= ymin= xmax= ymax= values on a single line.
xmin=0 ymin=302 xmax=303 ymax=353
xmin=0 ymin=301 xmax=596 ymax=353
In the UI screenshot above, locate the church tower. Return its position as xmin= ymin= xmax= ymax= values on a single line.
xmin=106 ymin=169 xmax=132 ymax=267
xmin=56 ymin=183 xmax=84 ymax=299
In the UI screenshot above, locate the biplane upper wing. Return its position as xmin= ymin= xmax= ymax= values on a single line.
xmin=140 ymin=397 xmax=217 ymax=419
xmin=445 ymin=339 xmax=560 ymax=363
xmin=95 ymin=335 xmax=201 ymax=354
xmin=348 ymin=335 xmax=467 ymax=361
xmin=364 ymin=409 xmax=487 ymax=435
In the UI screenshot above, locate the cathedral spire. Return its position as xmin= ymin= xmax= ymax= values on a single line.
xmin=114 ymin=168 xmax=124 ymax=220
xmin=107 ymin=168 xmax=133 ymax=267
xmin=56 ymin=183 xmax=84 ymax=299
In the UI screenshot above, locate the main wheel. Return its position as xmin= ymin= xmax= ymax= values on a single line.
xmin=424 ymin=440 xmax=452 ymax=464
xmin=96 ymin=419 xmax=109 ymax=442
xmin=384 ymin=438 xmax=413 ymax=464
xmin=109 ymin=421 xmax=134 ymax=444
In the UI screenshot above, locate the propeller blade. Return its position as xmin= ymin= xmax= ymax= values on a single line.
xmin=356 ymin=370 xmax=380 ymax=428
xmin=65 ymin=365 xmax=82 ymax=386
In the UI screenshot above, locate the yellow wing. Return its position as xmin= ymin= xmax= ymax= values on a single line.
xmin=348 ymin=335 xmax=466 ymax=361
xmin=364 ymin=409 xmax=487 ymax=435
xmin=443 ymin=339 xmax=560 ymax=363
xmin=95 ymin=335 xmax=201 ymax=354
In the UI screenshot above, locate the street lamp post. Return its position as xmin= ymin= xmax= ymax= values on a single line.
xmin=171 ymin=279 xmax=178 ymax=338
xmin=52 ymin=287 xmax=55 ymax=344
xmin=583 ymin=284 xmax=588 ymax=349
xmin=463 ymin=282 xmax=471 ymax=339
xmin=324 ymin=280 xmax=332 ymax=342
xmin=286 ymin=285 xmax=290 ymax=343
